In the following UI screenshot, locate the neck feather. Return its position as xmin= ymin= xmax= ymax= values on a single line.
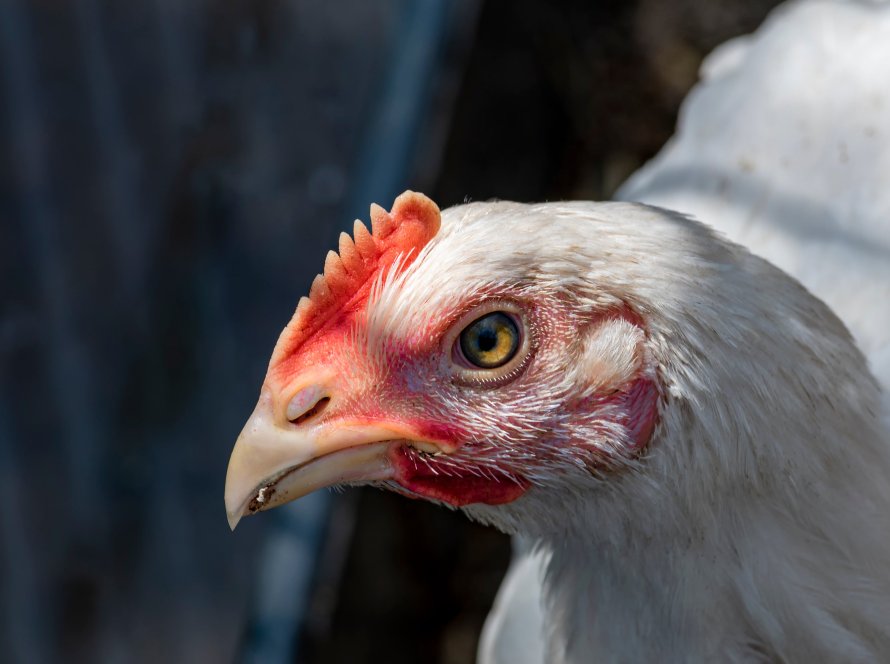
xmin=537 ymin=447 xmax=890 ymax=663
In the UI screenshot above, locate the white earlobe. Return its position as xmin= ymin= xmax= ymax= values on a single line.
xmin=569 ymin=318 xmax=645 ymax=395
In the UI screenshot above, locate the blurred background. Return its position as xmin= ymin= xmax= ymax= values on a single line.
xmin=0 ymin=1 xmax=783 ymax=662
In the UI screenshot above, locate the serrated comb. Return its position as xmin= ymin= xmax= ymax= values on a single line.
xmin=268 ymin=190 xmax=441 ymax=373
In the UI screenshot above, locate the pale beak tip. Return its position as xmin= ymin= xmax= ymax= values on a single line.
xmin=227 ymin=509 xmax=244 ymax=531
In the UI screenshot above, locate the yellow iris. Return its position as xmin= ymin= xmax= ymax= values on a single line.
xmin=459 ymin=312 xmax=520 ymax=369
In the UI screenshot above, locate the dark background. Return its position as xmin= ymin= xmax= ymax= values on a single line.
xmin=0 ymin=1 xmax=780 ymax=662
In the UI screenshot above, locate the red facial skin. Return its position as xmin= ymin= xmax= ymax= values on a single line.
xmin=267 ymin=293 xmax=660 ymax=508
xmin=273 ymin=324 xmax=531 ymax=505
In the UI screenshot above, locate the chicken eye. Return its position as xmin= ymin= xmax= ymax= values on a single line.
xmin=458 ymin=312 xmax=520 ymax=369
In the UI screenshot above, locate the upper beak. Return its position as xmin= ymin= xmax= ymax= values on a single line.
xmin=224 ymin=387 xmax=435 ymax=530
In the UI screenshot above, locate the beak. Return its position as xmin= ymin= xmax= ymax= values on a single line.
xmin=224 ymin=387 xmax=437 ymax=530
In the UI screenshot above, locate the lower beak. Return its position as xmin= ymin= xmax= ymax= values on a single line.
xmin=224 ymin=389 xmax=427 ymax=530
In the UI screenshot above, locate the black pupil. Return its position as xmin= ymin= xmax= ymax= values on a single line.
xmin=477 ymin=327 xmax=498 ymax=351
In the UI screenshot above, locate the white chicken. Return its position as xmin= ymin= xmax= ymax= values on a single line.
xmin=225 ymin=0 xmax=890 ymax=661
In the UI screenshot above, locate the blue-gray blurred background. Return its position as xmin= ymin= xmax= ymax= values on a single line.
xmin=0 ymin=1 xmax=781 ymax=662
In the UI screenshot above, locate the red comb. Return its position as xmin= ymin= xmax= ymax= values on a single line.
xmin=269 ymin=190 xmax=441 ymax=371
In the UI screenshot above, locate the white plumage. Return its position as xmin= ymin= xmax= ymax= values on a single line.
xmin=481 ymin=1 xmax=890 ymax=661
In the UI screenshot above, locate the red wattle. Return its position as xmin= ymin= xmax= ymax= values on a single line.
xmin=389 ymin=446 xmax=528 ymax=507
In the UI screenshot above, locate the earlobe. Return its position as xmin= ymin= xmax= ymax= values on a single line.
xmin=569 ymin=315 xmax=647 ymax=397
xmin=563 ymin=309 xmax=661 ymax=460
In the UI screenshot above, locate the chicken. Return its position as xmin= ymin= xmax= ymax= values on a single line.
xmin=226 ymin=1 xmax=890 ymax=660
xmin=226 ymin=188 xmax=890 ymax=660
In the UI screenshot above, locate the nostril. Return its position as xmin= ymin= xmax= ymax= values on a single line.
xmin=286 ymin=385 xmax=330 ymax=425
xmin=292 ymin=397 xmax=329 ymax=425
